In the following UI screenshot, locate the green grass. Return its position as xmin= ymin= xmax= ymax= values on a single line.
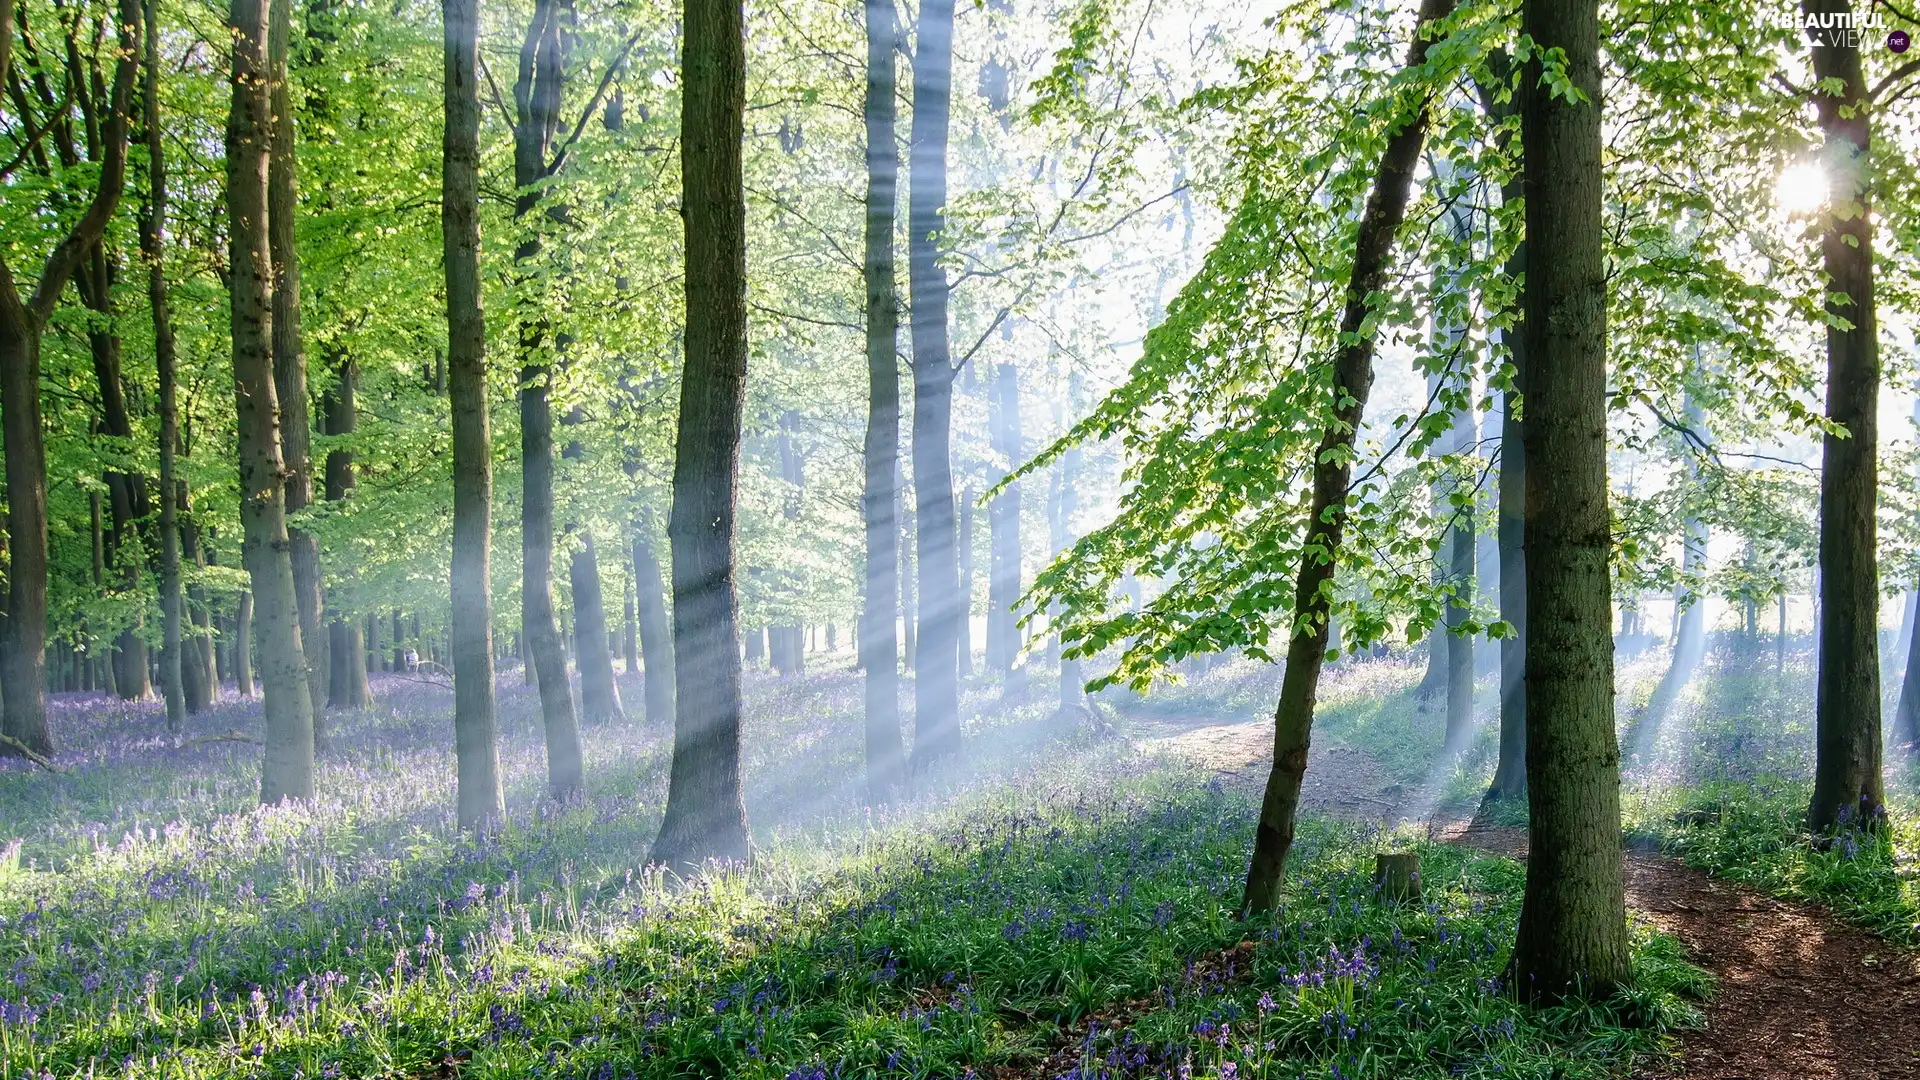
xmin=1626 ymin=780 xmax=1920 ymax=946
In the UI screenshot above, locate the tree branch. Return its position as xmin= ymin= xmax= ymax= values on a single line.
xmin=547 ymin=28 xmax=644 ymax=176
xmin=1869 ymin=57 xmax=1920 ymax=103
xmin=0 ymin=733 xmax=63 ymax=773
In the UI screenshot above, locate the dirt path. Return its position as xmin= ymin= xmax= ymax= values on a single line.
xmin=1146 ymin=721 xmax=1920 ymax=1080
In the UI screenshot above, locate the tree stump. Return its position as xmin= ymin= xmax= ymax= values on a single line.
xmin=1374 ymin=853 xmax=1422 ymax=903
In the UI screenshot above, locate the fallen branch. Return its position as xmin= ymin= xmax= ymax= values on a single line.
xmin=0 ymin=733 xmax=65 ymax=774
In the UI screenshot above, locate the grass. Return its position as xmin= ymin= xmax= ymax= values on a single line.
xmin=0 ymin=660 xmax=1708 ymax=1079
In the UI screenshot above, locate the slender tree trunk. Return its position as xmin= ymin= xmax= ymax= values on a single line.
xmin=1239 ymin=0 xmax=1451 ymax=915
xmin=623 ymin=572 xmax=640 ymax=674
xmin=958 ymin=488 xmax=974 ymax=678
xmin=236 ymin=590 xmax=254 ymax=697
xmin=629 ymin=530 xmax=675 ymax=722
xmin=229 ymin=0 xmax=316 ymax=802
xmin=181 ymin=522 xmax=213 ymax=709
xmin=142 ymin=0 xmax=187 ymax=731
xmin=90 ymin=492 xmax=118 ymax=701
xmin=0 ymin=0 xmax=140 ymax=757
xmin=907 ymin=0 xmax=963 ymax=768
xmin=987 ymin=362 xmax=1023 ymax=674
xmin=267 ymin=0 xmax=328 ymax=734
xmin=1054 ymin=373 xmax=1084 ymax=710
xmin=650 ymin=0 xmax=751 ymax=870
xmin=1487 ymin=331 xmax=1527 ymax=802
xmin=440 ymin=0 xmax=504 ymax=821
xmin=1805 ymin=0 xmax=1885 ymax=834
xmin=514 ymin=0 xmax=584 ymax=799
xmin=1507 ymin=0 xmax=1631 ymax=1000
xmin=322 ymin=355 xmax=370 ymax=707
xmin=571 ymin=535 xmax=625 ymax=724
xmin=901 ymin=486 xmax=917 ymax=670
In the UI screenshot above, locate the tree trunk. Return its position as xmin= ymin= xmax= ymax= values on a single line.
xmin=514 ymin=0 xmax=583 ymax=800
xmin=229 ymin=0 xmax=316 ymax=802
xmin=570 ymin=534 xmax=626 ymax=725
xmin=987 ymin=362 xmax=1022 ymax=674
xmin=907 ymin=0 xmax=963 ymax=768
xmin=1054 ymin=373 xmax=1084 ymax=710
xmin=90 ymin=491 xmax=118 ymax=701
xmin=623 ymin=572 xmax=640 ymax=674
xmin=267 ymin=0 xmax=328 ymax=735
xmin=1487 ymin=343 xmax=1527 ymax=803
xmin=1507 ymin=0 xmax=1631 ymax=1000
xmin=181 ymin=521 xmax=213 ymax=710
xmin=142 ymin=0 xmax=187 ymax=732
xmin=1804 ymin=0 xmax=1885 ymax=835
xmin=649 ymin=0 xmax=751 ymax=870
xmin=958 ymin=487 xmax=974 ymax=678
xmin=0 ymin=0 xmax=141 ymax=758
xmin=1239 ymin=0 xmax=1451 ymax=916
xmin=322 ymin=353 xmax=371 ymax=708
xmin=236 ymin=590 xmax=254 ymax=698
xmin=901 ymin=490 xmax=917 ymax=669
xmin=440 ymin=0 xmax=505 ymax=817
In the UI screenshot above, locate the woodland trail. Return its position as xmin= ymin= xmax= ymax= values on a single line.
xmin=1136 ymin=712 xmax=1920 ymax=1080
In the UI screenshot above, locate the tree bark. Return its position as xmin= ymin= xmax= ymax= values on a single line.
xmin=987 ymin=362 xmax=1023 ymax=674
xmin=268 ymin=0 xmax=328 ymax=733
xmin=650 ymin=0 xmax=751 ymax=870
xmin=907 ymin=0 xmax=963 ymax=768
xmin=236 ymin=590 xmax=254 ymax=697
xmin=440 ymin=0 xmax=505 ymax=815
xmin=0 ymin=0 xmax=140 ymax=758
xmin=1239 ymin=0 xmax=1452 ymax=916
xmin=1507 ymin=0 xmax=1631 ymax=1000
xmin=1804 ymin=0 xmax=1885 ymax=835
xmin=322 ymin=355 xmax=370 ymax=707
xmin=571 ymin=534 xmax=625 ymax=724
xmin=1487 ymin=334 xmax=1528 ymax=802
xmin=623 ymin=571 xmax=640 ymax=674
xmin=229 ymin=0 xmax=316 ymax=802
xmin=181 ymin=521 xmax=213 ymax=709
xmin=141 ymin=0 xmax=187 ymax=732
xmin=513 ymin=0 xmax=584 ymax=800
xmin=633 ymin=531 xmax=674 ymax=726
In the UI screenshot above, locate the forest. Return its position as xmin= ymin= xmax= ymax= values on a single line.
xmin=0 ymin=0 xmax=1918 ymax=1073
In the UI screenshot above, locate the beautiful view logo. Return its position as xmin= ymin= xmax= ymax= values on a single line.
xmin=1770 ymin=7 xmax=1908 ymax=49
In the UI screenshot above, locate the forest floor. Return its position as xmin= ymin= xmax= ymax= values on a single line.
xmin=1129 ymin=693 xmax=1920 ymax=1080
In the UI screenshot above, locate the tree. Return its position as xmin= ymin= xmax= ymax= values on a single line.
xmin=321 ymin=358 xmax=371 ymax=709
xmin=228 ymin=0 xmax=317 ymax=803
xmin=906 ymin=0 xmax=963 ymax=769
xmin=513 ymin=0 xmax=586 ymax=799
xmin=443 ymin=0 xmax=503 ymax=828
xmin=0 ymin=0 xmax=140 ymax=760
xmin=1506 ymin=0 xmax=1631 ymax=1000
xmin=269 ymin=0 xmax=329 ymax=732
xmin=632 ymin=530 xmax=675 ymax=725
xmin=140 ymin=0 xmax=187 ymax=733
xmin=1238 ymin=0 xmax=1454 ymax=916
xmin=987 ymin=361 xmax=1023 ymax=675
xmin=570 ymin=533 xmax=626 ymax=724
xmin=650 ymin=0 xmax=751 ymax=870
xmin=861 ymin=0 xmax=907 ymax=795
xmin=1804 ymin=0 xmax=1884 ymax=837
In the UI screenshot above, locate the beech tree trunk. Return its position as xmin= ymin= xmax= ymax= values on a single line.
xmin=1507 ymin=0 xmax=1631 ymax=1000
xmin=322 ymin=356 xmax=370 ymax=707
xmin=441 ymin=0 xmax=505 ymax=818
xmin=0 ymin=0 xmax=140 ymax=758
xmin=629 ymin=532 xmax=673 ymax=727
xmin=229 ymin=0 xmax=317 ymax=802
xmin=907 ymin=0 xmax=963 ymax=768
xmin=650 ymin=0 xmax=751 ymax=870
xmin=1487 ymin=338 xmax=1527 ymax=802
xmin=181 ymin=522 xmax=213 ymax=709
xmin=1804 ymin=0 xmax=1885 ymax=835
xmin=142 ymin=0 xmax=187 ymax=732
xmin=269 ymin=0 xmax=328 ymax=734
xmin=236 ymin=590 xmax=254 ymax=698
xmin=987 ymin=362 xmax=1023 ymax=674
xmin=514 ymin=0 xmax=584 ymax=799
xmin=1239 ymin=0 xmax=1451 ymax=916
xmin=623 ymin=576 xmax=640 ymax=674
xmin=571 ymin=535 xmax=626 ymax=724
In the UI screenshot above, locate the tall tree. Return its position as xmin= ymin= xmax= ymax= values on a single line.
xmin=1480 ymin=73 xmax=1526 ymax=806
xmin=443 ymin=0 xmax=503 ymax=827
xmin=632 ymin=530 xmax=675 ymax=725
xmin=229 ymin=0 xmax=317 ymax=802
xmin=906 ymin=0 xmax=963 ymax=768
xmin=140 ymin=0 xmax=186 ymax=733
xmin=0 ymin=0 xmax=141 ymax=759
xmin=571 ymin=533 xmax=626 ymax=724
xmin=322 ymin=358 xmax=371 ymax=707
xmin=987 ymin=362 xmax=1023 ymax=674
xmin=1507 ymin=0 xmax=1631 ymax=999
xmin=1804 ymin=0 xmax=1884 ymax=836
xmin=1239 ymin=0 xmax=1452 ymax=916
xmin=269 ymin=0 xmax=329 ymax=731
xmin=514 ymin=0 xmax=585 ymax=799
xmin=649 ymin=0 xmax=751 ymax=869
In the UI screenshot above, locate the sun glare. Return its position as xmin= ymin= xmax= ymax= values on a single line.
xmin=1774 ymin=161 xmax=1828 ymax=216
